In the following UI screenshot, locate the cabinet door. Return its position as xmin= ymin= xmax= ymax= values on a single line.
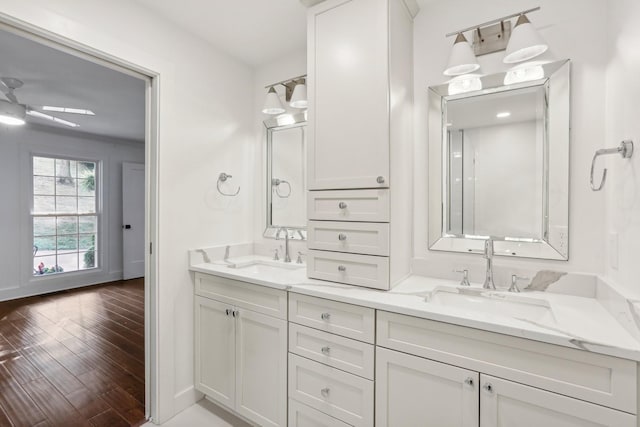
xmin=235 ymin=308 xmax=287 ymax=427
xmin=194 ymin=296 xmax=235 ymax=409
xmin=376 ymin=347 xmax=479 ymax=427
xmin=479 ymin=375 xmax=636 ymax=427
xmin=308 ymin=0 xmax=390 ymax=190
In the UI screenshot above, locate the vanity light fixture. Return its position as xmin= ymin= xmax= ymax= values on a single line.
xmin=503 ymin=63 xmax=545 ymax=85
xmin=443 ymin=33 xmax=480 ymax=76
xmin=447 ymin=75 xmax=482 ymax=95
xmin=262 ymin=74 xmax=307 ymax=115
xmin=0 ymin=99 xmax=26 ymax=126
xmin=503 ymin=14 xmax=548 ymax=64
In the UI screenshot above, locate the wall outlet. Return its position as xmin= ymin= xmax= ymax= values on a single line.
xmin=609 ymin=232 xmax=619 ymax=270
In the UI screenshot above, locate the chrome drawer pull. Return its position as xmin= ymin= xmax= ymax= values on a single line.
xmin=464 ymin=377 xmax=474 ymax=387
xmin=338 ymin=202 xmax=348 ymax=209
xmin=338 ymin=233 xmax=347 ymax=241
xmin=321 ymin=312 xmax=331 ymax=321
xmin=483 ymin=383 xmax=493 ymax=393
xmin=321 ymin=388 xmax=330 ymax=398
xmin=321 ymin=346 xmax=331 ymax=355
xmin=337 ymin=265 xmax=346 ymax=272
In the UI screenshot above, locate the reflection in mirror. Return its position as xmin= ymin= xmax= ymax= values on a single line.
xmin=264 ymin=112 xmax=307 ymax=239
xmin=428 ymin=60 xmax=570 ymax=260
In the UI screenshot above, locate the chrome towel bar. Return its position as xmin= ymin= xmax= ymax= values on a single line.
xmin=590 ymin=140 xmax=633 ymax=191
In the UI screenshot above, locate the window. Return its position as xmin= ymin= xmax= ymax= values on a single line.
xmin=32 ymin=156 xmax=98 ymax=275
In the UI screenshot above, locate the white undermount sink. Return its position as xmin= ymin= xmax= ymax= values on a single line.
xmin=424 ymin=287 xmax=555 ymax=324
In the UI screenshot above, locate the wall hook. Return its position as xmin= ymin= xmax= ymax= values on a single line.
xmin=590 ymin=140 xmax=634 ymax=191
xmin=217 ymin=172 xmax=240 ymax=196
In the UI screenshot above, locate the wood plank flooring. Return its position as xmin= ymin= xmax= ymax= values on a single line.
xmin=0 ymin=279 xmax=145 ymax=427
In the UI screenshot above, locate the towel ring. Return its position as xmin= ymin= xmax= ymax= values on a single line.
xmin=217 ymin=173 xmax=240 ymax=196
xmin=272 ymin=178 xmax=292 ymax=198
xmin=590 ymin=140 xmax=633 ymax=191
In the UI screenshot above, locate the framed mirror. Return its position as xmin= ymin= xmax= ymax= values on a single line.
xmin=428 ymin=60 xmax=570 ymax=260
xmin=264 ymin=112 xmax=307 ymax=239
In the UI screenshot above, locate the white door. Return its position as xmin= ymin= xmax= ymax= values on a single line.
xmin=235 ymin=308 xmax=287 ymax=427
xmin=376 ymin=347 xmax=479 ymax=427
xmin=479 ymin=375 xmax=635 ymax=427
xmin=194 ymin=297 xmax=235 ymax=409
xmin=307 ymin=0 xmax=390 ymax=190
xmin=122 ymin=162 xmax=145 ymax=279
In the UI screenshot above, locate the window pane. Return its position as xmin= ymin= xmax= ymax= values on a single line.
xmin=57 ymin=216 xmax=78 ymax=234
xmin=33 ymin=157 xmax=54 ymax=176
xmin=56 ymin=196 xmax=77 ymax=213
xmin=57 ymin=253 xmax=77 ymax=272
xmin=33 ymin=236 xmax=55 ymax=252
xmin=33 ymin=176 xmax=55 ymax=195
xmin=79 ymin=234 xmax=95 ymax=251
xmin=56 ymin=159 xmax=76 ymax=180
xmin=77 ymin=178 xmax=95 ymax=197
xmin=56 ymin=178 xmax=77 ymax=196
xmin=57 ymin=235 xmax=78 ymax=253
xmin=34 ymin=255 xmax=59 ymax=275
xmin=78 ymin=162 xmax=96 ymax=179
xmin=79 ymin=216 xmax=97 ymax=233
xmin=80 ymin=250 xmax=96 ymax=269
xmin=33 ymin=217 xmax=56 ymax=236
xmin=78 ymin=197 xmax=96 ymax=214
xmin=34 ymin=196 xmax=55 ymax=214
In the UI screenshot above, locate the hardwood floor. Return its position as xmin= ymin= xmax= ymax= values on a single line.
xmin=0 ymin=279 xmax=145 ymax=427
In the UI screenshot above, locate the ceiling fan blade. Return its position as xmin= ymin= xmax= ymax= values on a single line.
xmin=27 ymin=109 xmax=80 ymax=128
xmin=0 ymin=78 xmax=20 ymax=103
xmin=41 ymin=106 xmax=95 ymax=115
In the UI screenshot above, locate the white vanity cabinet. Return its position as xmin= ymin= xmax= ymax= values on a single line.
xmin=305 ymin=0 xmax=416 ymax=290
xmin=376 ymin=310 xmax=638 ymax=427
xmin=194 ymin=273 xmax=287 ymax=427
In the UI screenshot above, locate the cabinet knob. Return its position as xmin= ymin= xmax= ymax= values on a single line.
xmin=483 ymin=383 xmax=493 ymax=393
xmin=464 ymin=377 xmax=474 ymax=387
xmin=225 ymin=308 xmax=232 ymax=316
xmin=338 ymin=202 xmax=348 ymax=209
xmin=321 ymin=346 xmax=331 ymax=355
xmin=232 ymin=310 xmax=239 ymax=318
xmin=321 ymin=388 xmax=330 ymax=398
xmin=337 ymin=265 xmax=346 ymax=272
xmin=321 ymin=312 xmax=331 ymax=321
xmin=376 ymin=176 xmax=385 ymax=184
xmin=338 ymin=233 xmax=347 ymax=241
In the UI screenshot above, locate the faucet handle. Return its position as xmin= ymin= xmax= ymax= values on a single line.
xmin=454 ymin=269 xmax=471 ymax=286
xmin=296 ymin=251 xmax=304 ymax=264
xmin=509 ymin=275 xmax=529 ymax=293
xmin=273 ymin=248 xmax=279 ymax=261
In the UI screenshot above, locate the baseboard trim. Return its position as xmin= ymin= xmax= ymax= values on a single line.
xmin=174 ymin=386 xmax=201 ymax=415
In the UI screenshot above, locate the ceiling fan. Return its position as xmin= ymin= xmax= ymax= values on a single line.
xmin=0 ymin=77 xmax=94 ymax=127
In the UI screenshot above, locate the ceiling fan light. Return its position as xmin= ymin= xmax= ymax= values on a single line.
xmin=444 ymin=33 xmax=480 ymax=76
xmin=503 ymin=14 xmax=548 ymax=64
xmin=262 ymin=87 xmax=285 ymax=115
xmin=289 ymin=82 xmax=308 ymax=108
xmin=0 ymin=100 xmax=26 ymax=126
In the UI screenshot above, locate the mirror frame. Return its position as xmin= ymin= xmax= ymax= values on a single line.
xmin=428 ymin=59 xmax=570 ymax=260
xmin=263 ymin=111 xmax=307 ymax=240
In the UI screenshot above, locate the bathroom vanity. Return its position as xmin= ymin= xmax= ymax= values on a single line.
xmin=190 ymin=254 xmax=640 ymax=427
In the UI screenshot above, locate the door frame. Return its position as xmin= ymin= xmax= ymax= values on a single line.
xmin=0 ymin=16 xmax=160 ymax=422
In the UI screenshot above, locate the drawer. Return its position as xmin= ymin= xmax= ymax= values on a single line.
xmin=377 ymin=311 xmax=637 ymax=414
xmin=308 ymin=189 xmax=389 ymax=222
xmin=288 ymin=399 xmax=351 ymax=427
xmin=195 ymin=273 xmax=287 ymax=320
xmin=289 ymin=293 xmax=375 ymax=343
xmin=289 ymin=323 xmax=374 ymax=379
xmin=308 ymin=221 xmax=390 ymax=256
xmin=308 ymin=250 xmax=390 ymax=290
xmin=288 ymin=354 xmax=373 ymax=427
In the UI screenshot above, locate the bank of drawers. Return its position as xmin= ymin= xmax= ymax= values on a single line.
xmin=307 ymin=189 xmax=391 ymax=290
xmin=288 ymin=294 xmax=375 ymax=427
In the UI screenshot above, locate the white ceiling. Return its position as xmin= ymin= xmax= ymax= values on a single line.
xmin=134 ymin=0 xmax=309 ymax=66
xmin=0 ymin=29 xmax=146 ymax=141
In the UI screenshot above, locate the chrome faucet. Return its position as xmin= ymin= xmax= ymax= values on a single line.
xmin=275 ymin=227 xmax=291 ymax=263
xmin=483 ymin=239 xmax=496 ymax=289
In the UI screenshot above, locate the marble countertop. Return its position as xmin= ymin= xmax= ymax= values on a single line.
xmin=189 ymin=253 xmax=640 ymax=361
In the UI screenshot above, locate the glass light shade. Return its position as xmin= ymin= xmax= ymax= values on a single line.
xmin=289 ymin=83 xmax=308 ymax=108
xmin=504 ymin=64 xmax=545 ymax=85
xmin=448 ymin=75 xmax=482 ymax=95
xmin=444 ymin=33 xmax=480 ymax=76
xmin=262 ymin=87 xmax=285 ymax=115
xmin=504 ymin=15 xmax=548 ymax=64
xmin=0 ymin=100 xmax=26 ymax=126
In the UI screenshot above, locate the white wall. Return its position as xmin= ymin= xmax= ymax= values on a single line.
xmin=252 ymin=50 xmax=308 ymax=257
xmin=0 ymin=0 xmax=255 ymax=422
xmin=0 ymin=125 xmax=144 ymax=299
xmin=413 ymin=0 xmax=610 ymax=284
xmin=604 ymin=0 xmax=640 ymax=296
